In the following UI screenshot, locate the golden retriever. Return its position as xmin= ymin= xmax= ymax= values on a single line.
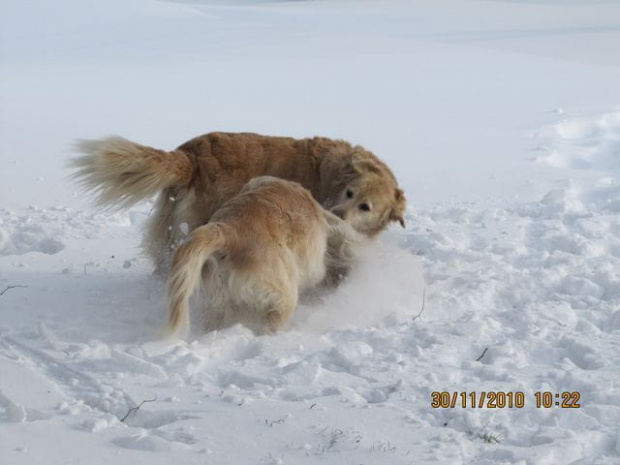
xmin=166 ymin=176 xmax=360 ymax=336
xmin=72 ymin=132 xmax=405 ymax=273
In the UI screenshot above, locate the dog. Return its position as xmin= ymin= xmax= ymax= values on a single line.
xmin=72 ymin=132 xmax=406 ymax=273
xmin=166 ymin=176 xmax=361 ymax=336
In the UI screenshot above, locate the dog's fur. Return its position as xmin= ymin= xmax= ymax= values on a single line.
xmin=72 ymin=132 xmax=406 ymax=272
xmin=166 ymin=176 xmax=360 ymax=336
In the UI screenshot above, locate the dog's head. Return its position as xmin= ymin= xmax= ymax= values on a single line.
xmin=327 ymin=149 xmax=406 ymax=237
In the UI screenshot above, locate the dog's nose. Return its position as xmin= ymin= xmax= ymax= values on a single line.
xmin=332 ymin=208 xmax=345 ymax=220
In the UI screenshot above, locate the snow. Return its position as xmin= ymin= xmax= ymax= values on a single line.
xmin=1 ymin=0 xmax=620 ymax=464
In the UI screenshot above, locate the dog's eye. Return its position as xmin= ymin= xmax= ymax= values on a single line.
xmin=346 ymin=189 xmax=354 ymax=199
xmin=359 ymin=203 xmax=371 ymax=212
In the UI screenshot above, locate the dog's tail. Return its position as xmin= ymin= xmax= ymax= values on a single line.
xmin=70 ymin=136 xmax=194 ymax=209
xmin=166 ymin=224 xmax=227 ymax=337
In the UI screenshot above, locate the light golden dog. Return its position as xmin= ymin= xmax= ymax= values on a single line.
xmin=166 ymin=176 xmax=360 ymax=336
xmin=72 ymin=132 xmax=406 ymax=273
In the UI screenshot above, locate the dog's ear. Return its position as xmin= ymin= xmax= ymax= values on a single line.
xmin=391 ymin=188 xmax=406 ymax=228
xmin=351 ymin=152 xmax=379 ymax=174
xmin=390 ymin=211 xmax=406 ymax=228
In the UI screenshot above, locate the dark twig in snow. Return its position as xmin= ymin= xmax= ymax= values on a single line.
xmin=119 ymin=396 xmax=158 ymax=423
xmin=467 ymin=428 xmax=502 ymax=444
xmin=0 ymin=285 xmax=27 ymax=297
xmin=476 ymin=347 xmax=489 ymax=362
xmin=412 ymin=288 xmax=426 ymax=322
xmin=265 ymin=418 xmax=285 ymax=427
xmin=478 ymin=431 xmax=502 ymax=444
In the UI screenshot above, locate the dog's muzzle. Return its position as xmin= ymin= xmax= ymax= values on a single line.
xmin=331 ymin=207 xmax=346 ymax=220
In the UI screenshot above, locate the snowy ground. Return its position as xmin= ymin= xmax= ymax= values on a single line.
xmin=1 ymin=0 xmax=620 ymax=464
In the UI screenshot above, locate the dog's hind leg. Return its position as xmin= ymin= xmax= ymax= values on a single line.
xmin=144 ymin=190 xmax=176 ymax=277
xmin=145 ymin=187 xmax=206 ymax=277
xmin=260 ymin=280 xmax=298 ymax=333
xmin=264 ymin=297 xmax=297 ymax=333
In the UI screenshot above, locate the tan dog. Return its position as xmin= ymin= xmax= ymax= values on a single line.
xmin=72 ymin=132 xmax=405 ymax=273
xmin=166 ymin=176 xmax=360 ymax=336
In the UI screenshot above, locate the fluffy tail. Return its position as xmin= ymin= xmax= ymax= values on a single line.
xmin=70 ymin=136 xmax=194 ymax=209
xmin=166 ymin=224 xmax=226 ymax=337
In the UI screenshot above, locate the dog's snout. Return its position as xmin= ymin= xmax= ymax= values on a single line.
xmin=332 ymin=208 xmax=345 ymax=220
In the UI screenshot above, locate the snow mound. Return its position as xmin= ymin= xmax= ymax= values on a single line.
xmin=0 ymin=208 xmax=65 ymax=256
xmin=0 ymin=206 xmax=148 ymax=257
xmin=538 ymin=111 xmax=620 ymax=172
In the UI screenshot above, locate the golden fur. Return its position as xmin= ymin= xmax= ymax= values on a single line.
xmin=166 ymin=176 xmax=360 ymax=336
xmin=72 ymin=132 xmax=406 ymax=272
